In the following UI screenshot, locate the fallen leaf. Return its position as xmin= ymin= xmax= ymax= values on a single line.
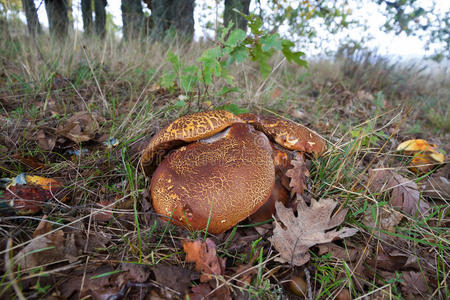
xmin=36 ymin=129 xmax=56 ymax=151
xmin=188 ymin=282 xmax=231 ymax=300
xmin=13 ymin=155 xmax=44 ymax=170
xmin=362 ymin=207 xmax=404 ymax=234
xmin=285 ymin=155 xmax=310 ymax=197
xmin=182 ymin=238 xmax=226 ymax=282
xmin=288 ymin=275 xmax=307 ymax=297
xmin=318 ymin=243 xmax=359 ymax=262
xmin=397 ymin=139 xmax=445 ymax=173
xmin=368 ymin=169 xmax=430 ymax=216
xmin=336 ymin=288 xmax=351 ymax=300
xmin=14 ymin=216 xmax=66 ymax=270
xmin=153 ymin=264 xmax=198 ymax=294
xmin=121 ymin=263 xmax=151 ymax=283
xmin=57 ymin=111 xmax=99 ymax=143
xmin=189 ymin=283 xmax=213 ymax=300
xmin=421 ymin=164 xmax=450 ymax=200
xmin=367 ymin=245 xmax=418 ymax=272
xmin=401 ymin=271 xmax=428 ymax=295
xmin=269 ymin=199 xmax=358 ymax=266
xmin=2 ymin=174 xmax=64 ymax=214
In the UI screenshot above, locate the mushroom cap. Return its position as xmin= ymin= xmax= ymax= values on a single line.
xmin=239 ymin=113 xmax=326 ymax=155
xmin=141 ymin=110 xmax=241 ymax=176
xmin=150 ymin=123 xmax=275 ymax=234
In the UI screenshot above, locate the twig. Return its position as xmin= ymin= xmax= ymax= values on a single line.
xmin=304 ymin=266 xmax=312 ymax=300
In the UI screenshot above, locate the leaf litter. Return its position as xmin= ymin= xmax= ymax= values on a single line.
xmin=269 ymin=199 xmax=358 ymax=266
xmin=368 ymin=168 xmax=430 ymax=216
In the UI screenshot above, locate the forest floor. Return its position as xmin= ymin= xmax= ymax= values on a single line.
xmin=0 ymin=32 xmax=449 ymax=299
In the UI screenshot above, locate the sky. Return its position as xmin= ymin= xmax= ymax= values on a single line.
xmin=28 ymin=0 xmax=449 ymax=59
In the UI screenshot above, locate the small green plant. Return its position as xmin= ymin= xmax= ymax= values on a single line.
xmin=160 ymin=14 xmax=307 ymax=101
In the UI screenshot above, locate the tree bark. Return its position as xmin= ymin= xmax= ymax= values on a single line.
xmin=44 ymin=0 xmax=69 ymax=40
xmin=22 ymin=0 xmax=42 ymax=36
xmin=94 ymin=0 xmax=107 ymax=38
xmin=151 ymin=0 xmax=194 ymax=40
xmin=224 ymin=0 xmax=251 ymax=31
xmin=81 ymin=0 xmax=93 ymax=35
xmin=121 ymin=0 xmax=145 ymax=39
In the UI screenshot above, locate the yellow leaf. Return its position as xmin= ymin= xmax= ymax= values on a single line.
xmin=397 ymin=139 xmax=445 ymax=173
xmin=397 ymin=139 xmax=436 ymax=152
xmin=25 ymin=175 xmax=63 ymax=191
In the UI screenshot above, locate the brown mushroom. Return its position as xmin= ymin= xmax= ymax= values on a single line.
xmin=150 ymin=123 xmax=275 ymax=234
xmin=141 ymin=110 xmax=326 ymax=234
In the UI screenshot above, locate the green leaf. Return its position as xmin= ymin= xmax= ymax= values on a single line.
xmin=244 ymin=14 xmax=263 ymax=35
xmin=281 ymin=40 xmax=307 ymax=67
xmin=167 ymin=51 xmax=181 ymax=72
xmin=217 ymin=86 xmax=240 ymax=96
xmin=225 ymin=29 xmax=246 ymax=47
xmin=198 ymin=48 xmax=221 ymax=86
xmin=159 ymin=71 xmax=176 ymax=89
xmin=218 ymin=103 xmax=249 ymax=115
xmin=251 ymin=44 xmax=272 ymax=78
xmin=227 ymin=45 xmax=249 ymax=65
xmin=261 ymin=34 xmax=283 ymax=51
xmin=180 ymin=65 xmax=198 ymax=92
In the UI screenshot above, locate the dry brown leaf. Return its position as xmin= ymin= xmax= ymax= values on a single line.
xmin=318 ymin=243 xmax=359 ymax=262
xmin=421 ymin=164 xmax=450 ymax=200
xmin=285 ymin=155 xmax=310 ymax=196
xmin=57 ymin=111 xmax=99 ymax=143
xmin=362 ymin=207 xmax=404 ymax=234
xmin=182 ymin=238 xmax=226 ymax=282
xmin=153 ymin=264 xmax=198 ymax=294
xmin=368 ymin=169 xmax=430 ymax=216
xmin=269 ymin=199 xmax=358 ymax=266
xmin=14 ymin=216 xmax=66 ymax=270
xmin=401 ymin=271 xmax=428 ymax=295
xmin=288 ymin=275 xmax=307 ymax=297
xmin=36 ymin=129 xmax=56 ymax=151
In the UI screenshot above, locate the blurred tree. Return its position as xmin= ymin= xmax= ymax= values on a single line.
xmin=150 ymin=0 xmax=195 ymax=40
xmin=82 ymin=0 xmax=107 ymax=37
xmin=81 ymin=0 xmax=93 ymax=35
xmin=254 ymin=0 xmax=448 ymax=60
xmin=94 ymin=0 xmax=107 ymax=37
xmin=44 ymin=0 xmax=69 ymax=39
xmin=224 ymin=0 xmax=250 ymax=31
xmin=22 ymin=0 xmax=41 ymax=36
xmin=377 ymin=0 xmax=449 ymax=61
xmin=121 ymin=0 xmax=145 ymax=39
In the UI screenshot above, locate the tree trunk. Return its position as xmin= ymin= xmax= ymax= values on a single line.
xmin=44 ymin=0 xmax=69 ymax=40
xmin=81 ymin=0 xmax=93 ymax=35
xmin=22 ymin=0 xmax=42 ymax=36
xmin=94 ymin=0 xmax=107 ymax=38
xmin=224 ymin=0 xmax=251 ymax=31
xmin=121 ymin=0 xmax=145 ymax=39
xmin=152 ymin=0 xmax=194 ymax=40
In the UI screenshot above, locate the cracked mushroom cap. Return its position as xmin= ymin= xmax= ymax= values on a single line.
xmin=141 ymin=110 xmax=241 ymax=176
xmin=239 ymin=113 xmax=326 ymax=156
xmin=150 ymin=123 xmax=275 ymax=234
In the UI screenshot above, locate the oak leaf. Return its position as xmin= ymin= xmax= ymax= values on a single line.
xmin=285 ymin=155 xmax=310 ymax=196
xmin=368 ymin=169 xmax=430 ymax=216
xmin=182 ymin=238 xmax=226 ymax=282
xmin=269 ymin=199 xmax=358 ymax=266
